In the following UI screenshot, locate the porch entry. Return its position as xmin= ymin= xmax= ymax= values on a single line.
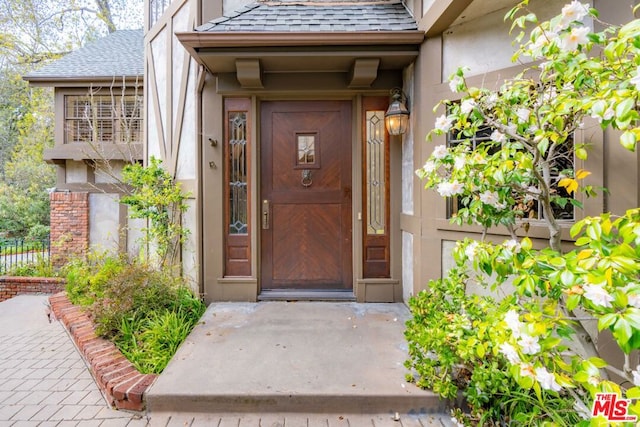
xmin=260 ymin=101 xmax=353 ymax=291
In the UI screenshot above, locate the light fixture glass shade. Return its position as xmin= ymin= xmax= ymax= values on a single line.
xmin=384 ymin=93 xmax=410 ymax=136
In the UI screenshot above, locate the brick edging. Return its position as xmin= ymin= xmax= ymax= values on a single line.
xmin=0 ymin=276 xmax=65 ymax=302
xmin=48 ymin=292 xmax=157 ymax=412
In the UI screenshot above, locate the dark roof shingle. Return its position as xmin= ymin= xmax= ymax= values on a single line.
xmin=196 ymin=1 xmax=417 ymax=32
xmin=24 ymin=29 xmax=143 ymax=80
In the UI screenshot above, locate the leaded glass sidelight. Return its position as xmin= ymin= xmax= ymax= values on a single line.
xmin=228 ymin=112 xmax=248 ymax=234
xmin=366 ymin=111 xmax=386 ymax=235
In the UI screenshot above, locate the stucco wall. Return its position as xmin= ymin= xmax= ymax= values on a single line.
xmin=65 ymin=160 xmax=88 ymax=183
xmin=442 ymin=0 xmax=587 ymax=79
xmin=146 ymin=0 xmax=201 ymax=292
xmin=89 ymin=193 xmax=120 ymax=253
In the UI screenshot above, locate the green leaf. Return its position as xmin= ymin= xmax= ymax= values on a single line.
xmin=575 ymin=147 xmax=588 ymax=160
xmin=627 ymin=386 xmax=640 ymax=399
xmin=477 ymin=344 xmax=486 ymax=359
xmin=621 ymin=131 xmax=637 ymax=151
xmin=587 ymin=222 xmax=602 ymax=240
xmin=613 ymin=318 xmax=633 ymax=346
xmin=567 ymin=294 xmax=581 ymax=311
xmin=571 ymin=221 xmax=586 ymax=238
xmin=616 ymin=98 xmax=636 ymax=121
xmin=598 ymin=313 xmax=618 ymax=331
xmin=625 ymin=308 xmax=640 ymax=329
xmin=561 ymin=270 xmax=575 ymax=286
xmin=588 ymin=357 xmax=609 ymax=368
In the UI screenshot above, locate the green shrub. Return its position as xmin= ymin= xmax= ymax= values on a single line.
xmin=116 ymin=307 xmax=203 ymax=374
xmin=63 ymin=253 xmax=126 ymax=307
xmin=405 ymin=267 xmax=582 ymax=426
xmin=26 ymin=224 xmax=50 ymax=242
xmin=88 ymin=260 xmax=182 ymax=337
xmin=7 ymin=255 xmax=56 ymax=277
xmin=63 ymin=253 xmax=206 ymax=374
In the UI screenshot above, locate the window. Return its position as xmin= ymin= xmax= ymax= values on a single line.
xmin=64 ymin=95 xmax=142 ymax=145
xmin=228 ymin=112 xmax=248 ymax=235
xmin=446 ymin=127 xmax=574 ymax=221
xmin=362 ymin=97 xmax=390 ymax=278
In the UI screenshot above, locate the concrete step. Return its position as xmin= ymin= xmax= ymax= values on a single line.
xmin=145 ymin=302 xmax=451 ymax=416
xmin=147 ymin=412 xmax=458 ymax=427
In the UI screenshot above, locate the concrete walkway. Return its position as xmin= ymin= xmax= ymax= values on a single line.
xmin=1 ymin=296 xmax=455 ymax=426
xmin=146 ymin=302 xmax=454 ymax=426
xmin=0 ymin=295 xmax=145 ymax=427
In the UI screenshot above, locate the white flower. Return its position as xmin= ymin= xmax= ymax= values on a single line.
xmin=449 ymin=75 xmax=464 ymax=93
xmin=503 ymin=239 xmax=521 ymax=254
xmin=479 ymin=190 xmax=503 ymax=209
xmin=432 ymin=144 xmax=449 ymax=160
xmin=529 ymin=30 xmax=558 ymax=57
xmin=518 ymin=333 xmax=541 ymax=355
xmin=559 ymin=1 xmax=590 ymax=29
xmin=484 ymin=93 xmax=498 ymax=108
xmin=460 ymin=99 xmax=476 ymax=114
xmin=454 ymin=155 xmax=466 ymax=170
xmin=632 ymin=366 xmax=640 ymax=386
xmin=499 ymin=342 xmax=520 ymax=364
xmin=630 ymin=66 xmax=640 ymax=91
xmin=491 ymin=130 xmax=507 ymax=144
xmin=516 ymin=108 xmax=531 ymax=123
xmin=504 ymin=310 xmax=523 ymax=337
xmin=627 ymin=286 xmax=640 ymax=308
xmin=560 ymin=26 xmax=590 ymax=52
xmin=436 ymin=181 xmax=464 ymax=197
xmin=604 ymin=107 xmax=615 ymax=120
xmin=422 ymin=160 xmax=436 ymax=173
xmin=583 ymin=282 xmax=614 ymax=308
xmin=535 ymin=367 xmax=562 ymax=391
xmin=451 ymin=417 xmax=465 ymax=427
xmin=464 ymin=241 xmax=479 ymax=260
xmin=434 ymin=115 xmax=453 ymax=133
xmin=520 ymin=363 xmax=535 ymax=378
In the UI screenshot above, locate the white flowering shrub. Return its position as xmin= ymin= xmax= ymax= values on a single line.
xmin=407 ymin=209 xmax=640 ymax=425
xmin=408 ymin=1 xmax=640 ymax=425
xmin=417 ymin=0 xmax=640 ymax=251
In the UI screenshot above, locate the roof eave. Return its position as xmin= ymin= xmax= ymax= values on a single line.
xmin=23 ymin=75 xmax=144 ymax=87
xmin=176 ymin=31 xmax=425 ymax=50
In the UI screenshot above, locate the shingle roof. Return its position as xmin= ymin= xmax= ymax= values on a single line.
xmin=196 ymin=1 xmax=417 ymax=32
xmin=24 ymin=30 xmax=143 ymax=80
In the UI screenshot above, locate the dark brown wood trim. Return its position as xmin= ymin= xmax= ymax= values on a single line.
xmin=362 ymin=96 xmax=391 ymax=278
xmin=224 ymin=98 xmax=252 ymax=277
xmin=176 ymin=31 xmax=425 ymax=50
xmin=44 ymin=143 xmax=143 ymax=162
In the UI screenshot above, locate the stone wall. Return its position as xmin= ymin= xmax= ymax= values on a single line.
xmin=49 ymin=192 xmax=89 ymax=265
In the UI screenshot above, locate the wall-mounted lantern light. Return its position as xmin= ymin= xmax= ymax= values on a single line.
xmin=384 ymin=88 xmax=410 ymax=136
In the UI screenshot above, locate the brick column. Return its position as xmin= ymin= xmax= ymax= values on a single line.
xmin=50 ymin=192 xmax=89 ymax=266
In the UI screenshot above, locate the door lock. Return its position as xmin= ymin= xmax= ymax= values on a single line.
xmin=262 ymin=200 xmax=270 ymax=230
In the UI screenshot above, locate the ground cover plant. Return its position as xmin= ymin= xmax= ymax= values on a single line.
xmin=408 ymin=1 xmax=640 ymax=425
xmin=65 ymin=254 xmax=205 ymax=374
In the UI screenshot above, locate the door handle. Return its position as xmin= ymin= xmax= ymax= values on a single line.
xmin=262 ymin=200 xmax=270 ymax=230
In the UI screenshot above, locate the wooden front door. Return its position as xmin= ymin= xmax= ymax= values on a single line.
xmin=260 ymin=101 xmax=352 ymax=290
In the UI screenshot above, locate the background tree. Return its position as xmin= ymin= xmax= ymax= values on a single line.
xmin=0 ymin=0 xmax=142 ymax=237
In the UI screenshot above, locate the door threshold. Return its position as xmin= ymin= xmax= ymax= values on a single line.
xmin=258 ymin=289 xmax=356 ymax=302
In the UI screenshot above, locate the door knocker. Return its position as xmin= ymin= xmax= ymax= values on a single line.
xmin=301 ymin=169 xmax=313 ymax=187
